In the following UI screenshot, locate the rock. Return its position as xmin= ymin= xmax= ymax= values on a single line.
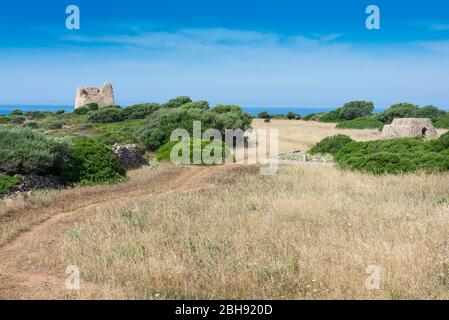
xmin=112 ymin=144 xmax=148 ymax=170
xmin=74 ymin=82 xmax=115 ymax=109
xmin=381 ymin=118 xmax=438 ymax=139
xmin=17 ymin=174 xmax=62 ymax=192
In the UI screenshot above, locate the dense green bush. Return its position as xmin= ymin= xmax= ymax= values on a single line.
xmin=181 ymin=101 xmax=210 ymax=110
xmin=319 ymin=101 xmax=374 ymax=122
xmin=22 ymin=121 xmax=39 ymax=129
xmin=0 ymin=174 xmax=20 ymax=197
xmin=74 ymin=103 xmax=99 ymax=115
xmin=0 ymin=127 xmax=71 ymax=175
xmin=309 ymin=134 xmax=353 ymax=155
xmin=414 ymin=105 xmax=446 ymax=119
xmin=122 ymin=103 xmax=160 ymax=120
xmin=303 ymin=114 xmax=318 ymax=121
xmin=47 ymin=121 xmax=65 ymax=130
xmin=336 ymin=116 xmax=384 ymax=129
xmin=156 ymin=139 xmax=232 ymax=164
xmin=62 ymin=138 xmax=125 ymax=185
xmin=264 ymin=118 xmax=271 ymax=123
xmin=333 ymin=135 xmax=449 ymax=174
xmin=139 ymin=106 xmax=252 ymax=151
xmin=55 ymin=109 xmax=65 ymax=115
xmin=211 ymin=104 xmax=244 ymax=114
xmin=257 ymin=111 xmax=270 ymax=119
xmin=25 ymin=111 xmax=46 ymax=119
xmin=433 ymin=114 xmax=449 ymax=129
xmin=10 ymin=109 xmax=23 ymax=116
xmin=88 ymin=108 xmax=124 ymax=123
xmin=287 ymin=112 xmax=301 ymax=120
xmin=162 ymin=96 xmax=192 ymax=109
xmin=10 ymin=116 xmax=26 ymax=125
xmin=0 ymin=117 xmax=11 ymax=124
xmin=377 ymin=103 xmax=419 ymax=124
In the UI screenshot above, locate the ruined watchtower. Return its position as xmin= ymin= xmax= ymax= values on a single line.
xmin=74 ymin=82 xmax=115 ymax=109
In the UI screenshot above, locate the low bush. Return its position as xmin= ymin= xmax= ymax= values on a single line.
xmin=434 ymin=114 xmax=449 ymax=129
xmin=122 ymin=103 xmax=160 ymax=120
xmin=0 ymin=127 xmax=71 ymax=175
xmin=74 ymin=103 xmax=99 ymax=115
xmin=88 ymin=108 xmax=124 ymax=123
xmin=10 ymin=116 xmax=26 ymax=125
xmin=319 ymin=101 xmax=374 ymax=122
xmin=257 ymin=111 xmax=270 ymax=119
xmin=47 ymin=121 xmax=65 ymax=130
xmin=336 ymin=116 xmax=384 ymax=129
xmin=309 ymin=134 xmax=353 ymax=155
xmin=156 ymin=139 xmax=232 ymax=164
xmin=162 ymin=96 xmax=192 ymax=109
xmin=55 ymin=109 xmax=66 ymax=115
xmin=62 ymin=138 xmax=125 ymax=185
xmin=333 ymin=135 xmax=449 ymax=174
xmin=0 ymin=117 xmax=11 ymax=124
xmin=287 ymin=112 xmax=301 ymax=120
xmin=22 ymin=121 xmax=39 ymax=129
xmin=139 ymin=106 xmax=252 ymax=151
xmin=0 ymin=174 xmax=20 ymax=197
xmin=25 ymin=111 xmax=46 ymax=119
xmin=180 ymin=101 xmax=210 ymax=110
xmin=10 ymin=109 xmax=23 ymax=116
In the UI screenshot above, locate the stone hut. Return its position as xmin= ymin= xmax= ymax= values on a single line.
xmin=380 ymin=118 xmax=437 ymax=139
xmin=74 ymin=82 xmax=115 ymax=109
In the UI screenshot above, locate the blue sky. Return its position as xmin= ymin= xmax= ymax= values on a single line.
xmin=1 ymin=0 xmax=449 ymax=108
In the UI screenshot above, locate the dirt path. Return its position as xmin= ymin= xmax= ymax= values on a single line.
xmin=0 ymin=164 xmax=234 ymax=299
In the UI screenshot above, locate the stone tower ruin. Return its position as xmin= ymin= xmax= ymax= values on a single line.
xmin=74 ymin=82 xmax=115 ymax=109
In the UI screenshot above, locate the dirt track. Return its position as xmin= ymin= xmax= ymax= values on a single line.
xmin=0 ymin=165 xmax=231 ymax=299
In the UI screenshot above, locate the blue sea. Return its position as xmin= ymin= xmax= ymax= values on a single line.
xmin=0 ymin=105 xmax=387 ymax=116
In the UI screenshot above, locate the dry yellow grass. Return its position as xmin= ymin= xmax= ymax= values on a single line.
xmin=18 ymin=164 xmax=449 ymax=300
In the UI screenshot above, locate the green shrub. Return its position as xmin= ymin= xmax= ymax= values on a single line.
xmin=25 ymin=111 xmax=46 ymax=119
xmin=333 ymin=137 xmax=449 ymax=174
xmin=0 ymin=174 xmax=20 ymax=197
xmin=139 ymin=106 xmax=252 ymax=151
xmin=55 ymin=109 xmax=65 ymax=115
xmin=319 ymin=101 xmax=374 ymax=122
xmin=434 ymin=114 xmax=449 ymax=129
xmin=156 ymin=139 xmax=232 ymax=164
xmin=336 ymin=116 xmax=384 ymax=129
xmin=62 ymin=138 xmax=125 ymax=185
xmin=74 ymin=106 xmax=90 ymax=115
xmin=303 ymin=114 xmax=317 ymax=121
xmin=0 ymin=127 xmax=71 ymax=175
xmin=122 ymin=103 xmax=160 ymax=120
xmin=258 ymin=111 xmax=270 ymax=119
xmin=318 ymin=110 xmax=340 ymax=122
xmin=414 ymin=105 xmax=446 ymax=118
xmin=211 ymin=104 xmax=244 ymax=114
xmin=88 ymin=108 xmax=124 ymax=123
xmin=10 ymin=109 xmax=23 ymax=116
xmin=10 ymin=116 xmax=26 ymax=125
xmin=0 ymin=117 xmax=11 ymax=124
xmin=162 ymin=96 xmax=192 ymax=109
xmin=180 ymin=101 xmax=210 ymax=110
xmin=287 ymin=112 xmax=301 ymax=120
xmin=309 ymin=134 xmax=353 ymax=155
xmin=264 ymin=118 xmax=271 ymax=123
xmin=377 ymin=103 xmax=419 ymax=124
xmin=22 ymin=121 xmax=39 ymax=129
xmin=47 ymin=121 xmax=65 ymax=130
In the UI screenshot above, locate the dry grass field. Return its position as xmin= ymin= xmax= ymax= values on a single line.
xmin=252 ymin=119 xmax=448 ymax=152
xmin=1 ymin=120 xmax=449 ymax=299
